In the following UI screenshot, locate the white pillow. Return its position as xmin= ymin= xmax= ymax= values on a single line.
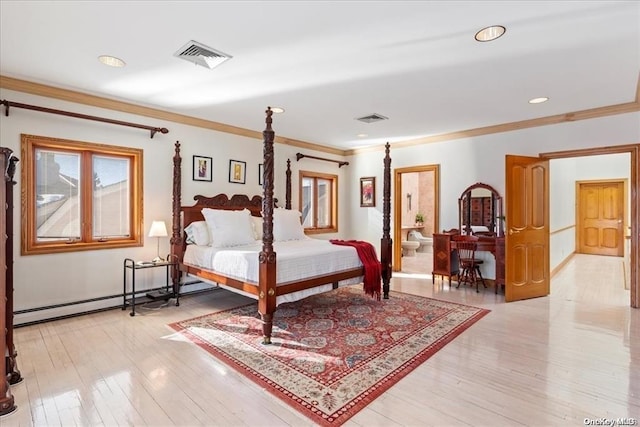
xmin=202 ymin=208 xmax=256 ymax=248
xmin=273 ymin=208 xmax=307 ymax=241
xmin=250 ymin=215 xmax=263 ymax=240
xmin=470 ymin=225 xmax=490 ymax=233
xmin=184 ymin=220 xmax=210 ymax=246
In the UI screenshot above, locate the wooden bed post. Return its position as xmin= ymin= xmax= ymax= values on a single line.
xmin=381 ymin=142 xmax=392 ymax=298
xmin=2 ymin=148 xmax=21 ymax=387
xmin=1 ymin=148 xmax=17 ymax=416
xmin=285 ymin=159 xmax=292 ymax=209
xmin=259 ymin=108 xmax=277 ymax=344
xmin=170 ymin=141 xmax=183 ymax=302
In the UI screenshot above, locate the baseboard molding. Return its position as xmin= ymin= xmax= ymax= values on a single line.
xmin=551 ymin=252 xmax=575 ymax=277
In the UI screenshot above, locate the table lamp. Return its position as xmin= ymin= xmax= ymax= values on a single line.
xmin=148 ymin=220 xmax=168 ymax=263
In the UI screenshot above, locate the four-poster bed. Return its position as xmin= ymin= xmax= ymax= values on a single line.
xmin=170 ymin=108 xmax=392 ymax=343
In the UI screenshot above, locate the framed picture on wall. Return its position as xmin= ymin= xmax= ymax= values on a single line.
xmin=193 ymin=155 xmax=212 ymax=182
xmin=360 ymin=176 xmax=375 ymax=207
xmin=229 ymin=159 xmax=246 ymax=184
xmin=258 ymin=163 xmax=264 ymax=185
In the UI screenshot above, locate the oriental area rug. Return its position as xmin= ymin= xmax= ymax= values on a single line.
xmin=169 ymin=286 xmax=489 ymax=426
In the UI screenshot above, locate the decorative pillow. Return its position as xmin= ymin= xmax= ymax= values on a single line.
xmin=184 ymin=221 xmax=210 ymax=246
xmin=250 ymin=215 xmax=263 ymax=240
xmin=273 ymin=208 xmax=307 ymax=241
xmin=202 ymin=208 xmax=256 ymax=248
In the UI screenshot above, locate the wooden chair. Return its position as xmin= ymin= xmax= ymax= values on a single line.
xmin=453 ymin=235 xmax=487 ymax=292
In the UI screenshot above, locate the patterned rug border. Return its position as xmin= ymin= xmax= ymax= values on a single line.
xmin=168 ymin=289 xmax=490 ymax=426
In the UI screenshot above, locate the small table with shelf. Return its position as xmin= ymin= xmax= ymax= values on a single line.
xmin=123 ymin=258 xmax=178 ymax=316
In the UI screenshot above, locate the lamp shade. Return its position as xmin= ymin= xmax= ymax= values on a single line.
xmin=148 ymin=220 xmax=168 ymax=238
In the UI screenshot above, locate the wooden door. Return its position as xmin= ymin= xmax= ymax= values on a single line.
xmin=505 ymin=155 xmax=550 ymax=302
xmin=577 ymin=181 xmax=624 ymax=257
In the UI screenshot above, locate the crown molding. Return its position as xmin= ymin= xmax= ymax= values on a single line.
xmin=3 ymin=74 xmax=638 ymax=159
xmin=0 ymin=75 xmax=345 ymax=156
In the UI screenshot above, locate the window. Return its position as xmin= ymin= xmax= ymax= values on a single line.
xmin=21 ymin=134 xmax=143 ymax=255
xmin=299 ymin=170 xmax=338 ymax=234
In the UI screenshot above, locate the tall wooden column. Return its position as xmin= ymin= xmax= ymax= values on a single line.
xmin=2 ymin=148 xmax=21 ymax=386
xmin=0 ymin=147 xmax=16 ymax=416
xmin=381 ymin=142 xmax=392 ymax=299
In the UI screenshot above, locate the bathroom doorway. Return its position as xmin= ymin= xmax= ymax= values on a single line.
xmin=393 ymin=165 xmax=440 ymax=272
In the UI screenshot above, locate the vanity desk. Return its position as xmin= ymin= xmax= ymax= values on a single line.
xmin=432 ymin=233 xmax=505 ymax=292
xmin=432 ymin=182 xmax=505 ymax=293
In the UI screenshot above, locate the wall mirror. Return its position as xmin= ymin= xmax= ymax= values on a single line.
xmin=458 ymin=182 xmax=503 ymax=237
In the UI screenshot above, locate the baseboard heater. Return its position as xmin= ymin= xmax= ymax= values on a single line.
xmin=14 ymin=281 xmax=215 ymax=327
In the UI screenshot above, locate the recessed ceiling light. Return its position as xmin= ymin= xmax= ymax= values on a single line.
xmin=475 ymin=25 xmax=506 ymax=42
xmin=271 ymin=107 xmax=285 ymax=114
xmin=98 ymin=55 xmax=125 ymax=67
xmin=357 ymin=133 xmax=368 ymax=138
xmin=529 ymin=97 xmax=549 ymax=104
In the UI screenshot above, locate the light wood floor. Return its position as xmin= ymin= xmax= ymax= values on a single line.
xmin=5 ymin=253 xmax=639 ymax=426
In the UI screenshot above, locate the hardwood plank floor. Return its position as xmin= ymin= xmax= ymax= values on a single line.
xmin=4 ymin=253 xmax=638 ymax=426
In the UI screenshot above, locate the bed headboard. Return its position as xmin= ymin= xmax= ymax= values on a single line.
xmin=183 ymin=193 xmax=264 ymax=226
xmin=182 ymin=193 xmax=281 ymax=225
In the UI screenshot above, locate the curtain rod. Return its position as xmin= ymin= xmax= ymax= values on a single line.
xmin=296 ymin=152 xmax=349 ymax=167
xmin=1 ymin=99 xmax=169 ymax=139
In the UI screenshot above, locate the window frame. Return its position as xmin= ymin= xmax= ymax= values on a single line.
xmin=298 ymin=170 xmax=338 ymax=234
xmin=21 ymin=134 xmax=143 ymax=255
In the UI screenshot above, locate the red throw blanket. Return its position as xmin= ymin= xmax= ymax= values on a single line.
xmin=329 ymin=239 xmax=381 ymax=301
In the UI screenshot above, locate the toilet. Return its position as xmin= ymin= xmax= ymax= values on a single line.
xmin=401 ymin=240 xmax=420 ymax=257
xmin=408 ymin=230 xmax=433 ymax=253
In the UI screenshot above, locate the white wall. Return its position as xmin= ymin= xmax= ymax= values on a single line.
xmin=549 ymin=157 xmax=578 ymax=269
xmin=0 ymin=88 xmax=348 ymax=324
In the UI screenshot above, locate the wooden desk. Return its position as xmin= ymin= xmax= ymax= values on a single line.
xmin=432 ymin=233 xmax=505 ymax=292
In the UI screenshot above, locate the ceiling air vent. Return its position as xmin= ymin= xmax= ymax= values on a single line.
xmin=356 ymin=113 xmax=389 ymax=124
xmin=174 ymin=40 xmax=232 ymax=70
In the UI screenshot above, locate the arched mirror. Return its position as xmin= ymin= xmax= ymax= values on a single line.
xmin=458 ymin=182 xmax=503 ymax=237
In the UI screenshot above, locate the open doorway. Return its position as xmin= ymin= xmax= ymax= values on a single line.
xmin=393 ymin=165 xmax=439 ymax=273
xmin=540 ymin=144 xmax=638 ymax=308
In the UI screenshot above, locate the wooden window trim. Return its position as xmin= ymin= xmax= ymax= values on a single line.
xmin=20 ymin=134 xmax=143 ymax=255
xmin=299 ymin=170 xmax=338 ymax=234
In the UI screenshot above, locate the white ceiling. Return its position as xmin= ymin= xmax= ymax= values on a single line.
xmin=1 ymin=1 xmax=638 ymax=151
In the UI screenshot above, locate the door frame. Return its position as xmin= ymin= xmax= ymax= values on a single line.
xmin=393 ymin=165 xmax=440 ymax=271
xmin=539 ymin=144 xmax=639 ymax=308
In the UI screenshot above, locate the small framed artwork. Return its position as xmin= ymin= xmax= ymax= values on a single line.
xmin=258 ymin=163 xmax=264 ymax=186
xmin=229 ymin=159 xmax=246 ymax=184
xmin=360 ymin=176 xmax=375 ymax=207
xmin=193 ymin=155 xmax=212 ymax=182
